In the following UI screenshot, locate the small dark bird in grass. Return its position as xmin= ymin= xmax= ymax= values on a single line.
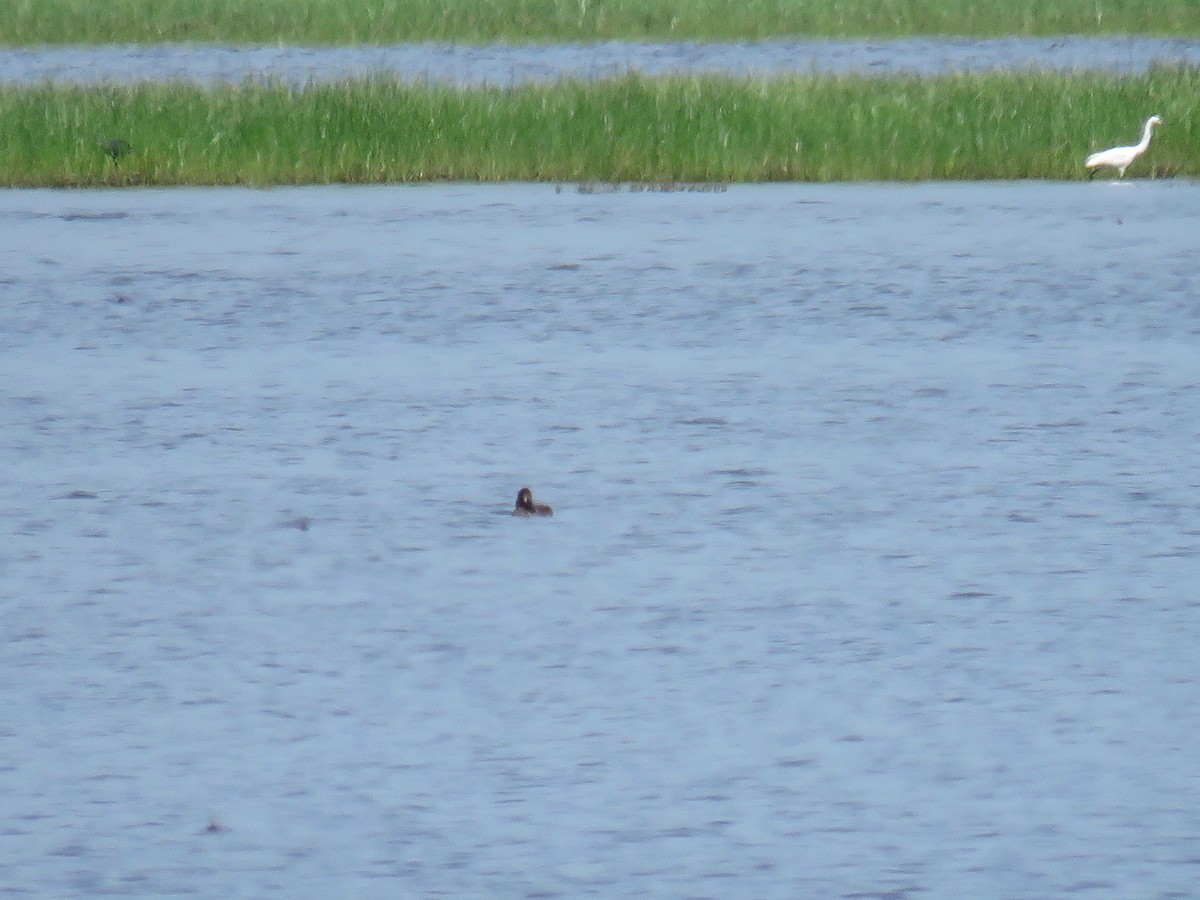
xmin=97 ymin=138 xmax=133 ymax=161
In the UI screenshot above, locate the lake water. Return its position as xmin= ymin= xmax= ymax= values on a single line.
xmin=2 ymin=182 xmax=1200 ymax=897
xmin=3 ymin=37 xmax=1200 ymax=85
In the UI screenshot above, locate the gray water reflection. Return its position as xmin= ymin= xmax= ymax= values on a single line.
xmin=3 ymin=37 xmax=1200 ymax=85
xmin=2 ymin=183 xmax=1199 ymax=897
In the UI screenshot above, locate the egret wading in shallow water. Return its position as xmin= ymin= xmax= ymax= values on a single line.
xmin=1085 ymin=115 xmax=1162 ymax=180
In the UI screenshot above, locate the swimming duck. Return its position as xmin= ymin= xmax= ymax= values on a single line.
xmin=513 ymin=487 xmax=553 ymax=517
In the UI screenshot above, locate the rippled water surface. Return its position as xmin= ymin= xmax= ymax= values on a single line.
xmin=3 ymin=37 xmax=1200 ymax=85
xmin=3 ymin=182 xmax=1200 ymax=897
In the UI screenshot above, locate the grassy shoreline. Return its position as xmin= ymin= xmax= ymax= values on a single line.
xmin=2 ymin=0 xmax=1198 ymax=44
xmin=2 ymin=71 xmax=1196 ymax=186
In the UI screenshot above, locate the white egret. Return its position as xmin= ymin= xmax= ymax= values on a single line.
xmin=1085 ymin=115 xmax=1163 ymax=179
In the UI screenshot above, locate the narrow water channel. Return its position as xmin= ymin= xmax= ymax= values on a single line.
xmin=2 ymin=36 xmax=1199 ymax=85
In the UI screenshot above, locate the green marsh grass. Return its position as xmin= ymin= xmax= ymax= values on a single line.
xmin=2 ymin=70 xmax=1197 ymax=186
xmin=2 ymin=0 xmax=1198 ymax=44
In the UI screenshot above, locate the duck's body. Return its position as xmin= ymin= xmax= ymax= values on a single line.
xmin=513 ymin=487 xmax=553 ymax=517
xmin=1085 ymin=115 xmax=1162 ymax=179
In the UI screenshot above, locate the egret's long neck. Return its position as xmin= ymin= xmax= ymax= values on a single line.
xmin=1138 ymin=120 xmax=1157 ymax=150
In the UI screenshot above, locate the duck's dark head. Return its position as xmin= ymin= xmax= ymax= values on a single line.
xmin=515 ymin=487 xmax=535 ymax=511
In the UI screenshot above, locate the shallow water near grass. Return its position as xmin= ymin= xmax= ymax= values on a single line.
xmin=2 ymin=182 xmax=1199 ymax=897
xmin=3 ymin=37 xmax=1200 ymax=85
